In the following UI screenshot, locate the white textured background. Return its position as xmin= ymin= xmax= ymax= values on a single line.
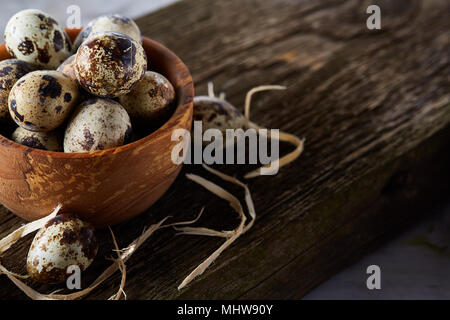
xmin=1 ymin=0 xmax=449 ymax=300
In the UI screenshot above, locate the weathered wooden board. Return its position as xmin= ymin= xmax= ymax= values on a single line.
xmin=0 ymin=0 xmax=449 ymax=299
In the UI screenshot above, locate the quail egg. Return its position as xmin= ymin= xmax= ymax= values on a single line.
xmin=74 ymin=14 xmax=141 ymax=50
xmin=194 ymin=96 xmax=246 ymax=134
xmin=0 ymin=59 xmax=35 ymax=120
xmin=64 ymin=98 xmax=132 ymax=152
xmin=8 ymin=70 xmax=79 ymax=132
xmin=27 ymin=213 xmax=98 ymax=284
xmin=12 ymin=126 xmax=62 ymax=151
xmin=57 ymin=55 xmax=94 ymax=102
xmin=75 ymin=32 xmax=147 ymax=98
xmin=57 ymin=55 xmax=76 ymax=82
xmin=4 ymin=9 xmax=72 ymax=69
xmin=119 ymin=71 xmax=175 ymax=128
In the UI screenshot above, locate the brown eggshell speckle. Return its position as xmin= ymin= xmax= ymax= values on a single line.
xmin=57 ymin=55 xmax=93 ymax=102
xmin=12 ymin=126 xmax=62 ymax=151
xmin=57 ymin=54 xmax=77 ymax=81
xmin=0 ymin=59 xmax=35 ymax=119
xmin=75 ymin=32 xmax=147 ymax=98
xmin=119 ymin=71 xmax=175 ymax=128
xmin=8 ymin=70 xmax=80 ymax=132
xmin=64 ymin=97 xmax=132 ymax=152
xmin=27 ymin=213 xmax=98 ymax=284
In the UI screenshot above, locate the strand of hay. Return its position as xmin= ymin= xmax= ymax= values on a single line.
xmin=177 ymin=164 xmax=255 ymax=290
xmin=208 ymin=81 xmax=226 ymax=100
xmin=164 ymin=208 xmax=205 ymax=229
xmin=245 ymin=120 xmax=305 ymax=178
xmin=208 ymin=82 xmax=216 ymax=98
xmin=108 ymin=227 xmax=127 ymax=300
xmin=174 ymin=226 xmax=232 ymax=238
xmin=243 ymin=85 xmax=305 ymax=179
xmin=203 ymin=164 xmax=256 ymax=234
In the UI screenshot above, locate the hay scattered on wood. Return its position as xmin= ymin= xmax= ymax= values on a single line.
xmin=0 ymin=208 xmax=201 ymax=300
xmin=177 ymin=164 xmax=255 ymax=290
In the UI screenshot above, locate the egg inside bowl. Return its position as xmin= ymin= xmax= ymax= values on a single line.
xmin=0 ymin=28 xmax=194 ymax=227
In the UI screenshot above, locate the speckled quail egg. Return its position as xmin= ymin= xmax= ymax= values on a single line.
xmin=73 ymin=14 xmax=141 ymax=50
xmin=8 ymin=70 xmax=79 ymax=132
xmin=57 ymin=55 xmax=94 ymax=102
xmin=119 ymin=71 xmax=175 ymax=128
xmin=12 ymin=126 xmax=62 ymax=151
xmin=57 ymin=55 xmax=77 ymax=81
xmin=193 ymin=96 xmax=246 ymax=145
xmin=75 ymin=32 xmax=147 ymax=98
xmin=27 ymin=213 xmax=98 ymax=284
xmin=64 ymin=98 xmax=132 ymax=152
xmin=0 ymin=59 xmax=35 ymax=120
xmin=4 ymin=9 xmax=72 ymax=69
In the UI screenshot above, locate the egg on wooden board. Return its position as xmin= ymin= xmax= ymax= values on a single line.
xmin=27 ymin=213 xmax=98 ymax=284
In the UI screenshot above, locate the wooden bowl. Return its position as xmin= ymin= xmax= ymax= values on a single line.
xmin=0 ymin=28 xmax=193 ymax=227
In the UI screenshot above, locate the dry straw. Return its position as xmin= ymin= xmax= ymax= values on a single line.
xmin=177 ymin=164 xmax=256 ymax=290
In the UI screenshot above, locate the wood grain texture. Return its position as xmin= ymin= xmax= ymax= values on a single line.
xmin=0 ymin=0 xmax=449 ymax=299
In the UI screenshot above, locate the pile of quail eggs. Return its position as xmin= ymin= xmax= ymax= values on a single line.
xmin=0 ymin=9 xmax=176 ymax=153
